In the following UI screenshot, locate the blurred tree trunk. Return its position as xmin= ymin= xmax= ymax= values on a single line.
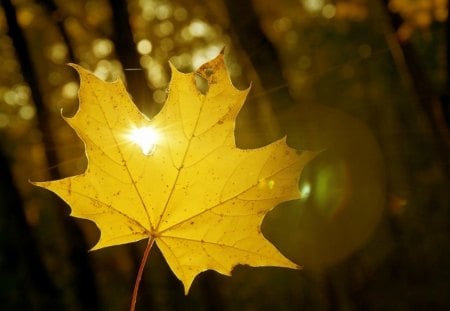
xmin=224 ymin=0 xmax=295 ymax=117
xmin=442 ymin=14 xmax=450 ymax=131
xmin=380 ymin=0 xmax=450 ymax=161
xmin=39 ymin=0 xmax=77 ymax=62
xmin=2 ymin=0 xmax=98 ymax=309
xmin=0 ymin=148 xmax=62 ymax=309
xmin=109 ymin=0 xmax=153 ymax=115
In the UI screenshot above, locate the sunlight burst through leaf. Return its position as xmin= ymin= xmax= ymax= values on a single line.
xmin=127 ymin=126 xmax=160 ymax=155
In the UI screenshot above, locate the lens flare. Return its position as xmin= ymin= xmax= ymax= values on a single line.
xmin=299 ymin=181 xmax=311 ymax=201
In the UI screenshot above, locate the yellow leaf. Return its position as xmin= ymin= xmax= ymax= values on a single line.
xmin=33 ymin=52 xmax=316 ymax=293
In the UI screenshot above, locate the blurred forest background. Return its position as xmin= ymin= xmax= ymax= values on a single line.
xmin=0 ymin=0 xmax=449 ymax=310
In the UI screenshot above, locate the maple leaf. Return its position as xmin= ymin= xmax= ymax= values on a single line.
xmin=33 ymin=52 xmax=316 ymax=294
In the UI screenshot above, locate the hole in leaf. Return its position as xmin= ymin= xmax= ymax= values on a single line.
xmin=195 ymin=74 xmax=209 ymax=94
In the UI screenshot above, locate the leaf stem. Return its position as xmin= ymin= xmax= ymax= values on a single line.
xmin=130 ymin=237 xmax=155 ymax=311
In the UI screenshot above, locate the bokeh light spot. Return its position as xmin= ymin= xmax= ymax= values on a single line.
xmin=62 ymin=82 xmax=79 ymax=99
xmin=302 ymin=0 xmax=325 ymax=13
xmin=322 ymin=4 xmax=336 ymax=19
xmin=137 ymin=39 xmax=153 ymax=55
xmin=19 ymin=105 xmax=35 ymax=120
xmin=17 ymin=8 xmax=34 ymax=27
xmin=92 ymin=39 xmax=113 ymax=58
xmin=155 ymin=4 xmax=172 ymax=20
xmin=155 ymin=21 xmax=174 ymax=37
xmin=174 ymin=7 xmax=188 ymax=21
xmin=189 ymin=19 xmax=210 ymax=37
xmin=153 ymin=89 xmax=166 ymax=104
xmin=47 ymin=43 xmax=68 ymax=64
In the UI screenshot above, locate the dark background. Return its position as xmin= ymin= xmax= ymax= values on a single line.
xmin=0 ymin=0 xmax=449 ymax=310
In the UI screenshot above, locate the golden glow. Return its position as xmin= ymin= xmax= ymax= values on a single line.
xmin=127 ymin=126 xmax=160 ymax=155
